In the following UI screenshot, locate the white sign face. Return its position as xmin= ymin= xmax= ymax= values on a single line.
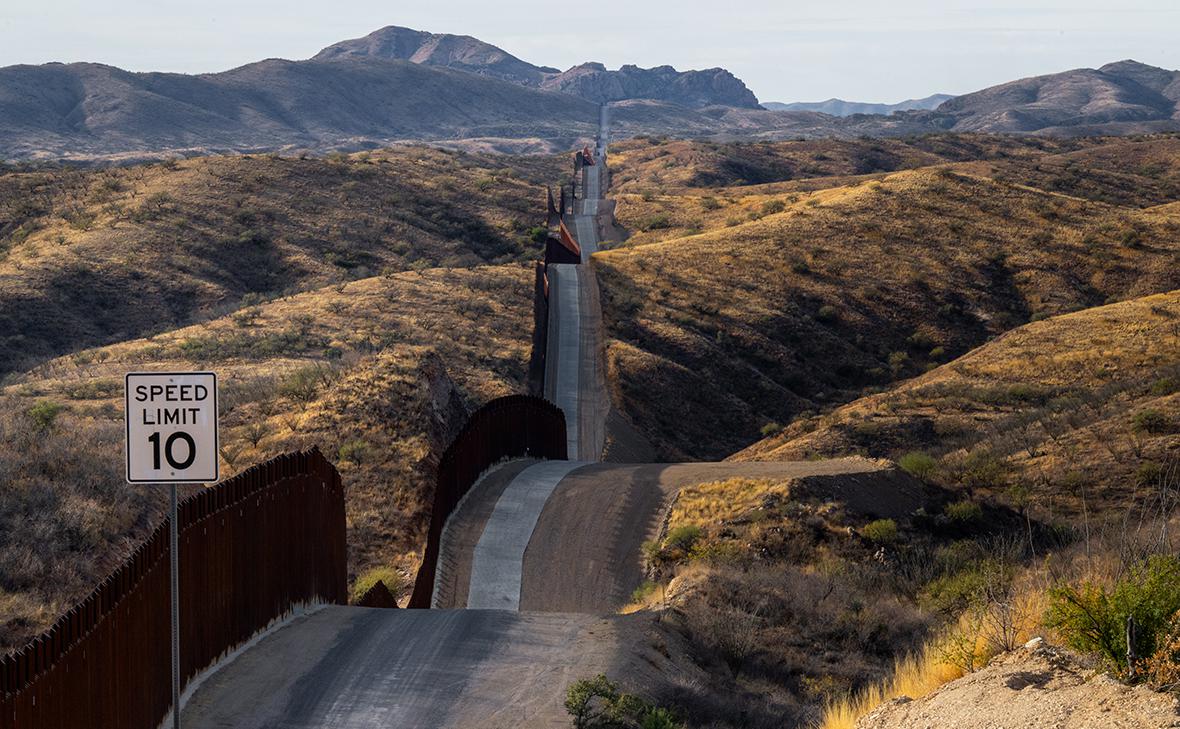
xmin=125 ymin=372 xmax=219 ymax=484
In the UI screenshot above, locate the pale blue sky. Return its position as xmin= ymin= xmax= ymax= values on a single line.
xmin=1 ymin=1 xmax=1176 ymax=103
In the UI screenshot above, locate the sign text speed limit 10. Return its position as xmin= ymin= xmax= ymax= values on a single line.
xmin=125 ymin=372 xmax=219 ymax=483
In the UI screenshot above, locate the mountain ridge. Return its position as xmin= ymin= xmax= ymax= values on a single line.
xmin=764 ymin=94 xmax=954 ymax=116
xmin=1 ymin=28 xmax=1179 ymax=161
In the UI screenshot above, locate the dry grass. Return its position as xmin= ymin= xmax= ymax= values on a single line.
xmin=597 ymin=152 xmax=1180 ymax=460
xmin=821 ymin=578 xmax=1050 ymax=729
xmin=0 ymin=147 xmax=562 ymax=374
xmin=0 ymin=263 xmax=534 ymax=644
xmin=738 ymin=290 xmax=1180 ymax=518
xmin=669 ymin=477 xmax=792 ymax=526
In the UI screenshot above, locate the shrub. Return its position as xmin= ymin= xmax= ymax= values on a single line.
xmin=898 ymin=451 xmax=937 ymax=480
xmin=1046 ymin=554 xmax=1180 ymax=674
xmin=816 ymin=304 xmax=839 ymax=323
xmin=1136 ymin=461 xmax=1164 ymax=487
xmin=1132 ymin=409 xmax=1172 ymax=434
xmin=945 ymin=500 xmax=983 ymax=525
xmin=888 ymin=351 xmax=910 ymax=377
xmin=862 ymin=518 xmax=899 ymax=544
xmin=630 ymin=581 xmax=659 ymax=605
xmin=761 ymin=199 xmax=786 ymax=215
xmin=338 ymin=439 xmax=370 ymax=464
xmin=642 ymin=214 xmax=672 ymax=231
xmin=350 ymin=566 xmax=404 ymax=604
xmin=664 ymin=525 xmax=703 ymax=553
xmin=700 ymin=196 xmax=722 ymax=211
xmin=565 ymin=674 xmax=681 ymax=729
xmin=760 ymin=421 xmax=783 ymax=438
xmin=1150 ymin=378 xmax=1178 ymax=397
xmin=27 ymin=400 xmax=64 ymax=433
xmin=957 ymin=450 xmax=1008 ymax=489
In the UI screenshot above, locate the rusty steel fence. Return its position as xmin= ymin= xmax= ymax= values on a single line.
xmin=408 ymin=395 xmax=567 ymax=607
xmin=0 ymin=447 xmax=347 ymax=729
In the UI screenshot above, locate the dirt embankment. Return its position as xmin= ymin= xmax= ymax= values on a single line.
xmin=858 ymin=641 xmax=1180 ymax=729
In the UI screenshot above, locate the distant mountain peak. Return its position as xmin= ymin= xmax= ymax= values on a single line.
xmin=313 ymin=25 xmax=558 ymax=85
xmin=313 ymin=26 xmax=761 ymax=109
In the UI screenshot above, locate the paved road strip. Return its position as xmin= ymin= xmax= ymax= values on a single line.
xmin=466 ymin=460 xmax=587 ymax=609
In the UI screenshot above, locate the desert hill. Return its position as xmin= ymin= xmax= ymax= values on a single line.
xmin=0 ymin=261 xmax=533 ymax=652
xmin=0 ymin=147 xmax=563 ymax=374
xmin=734 ymin=289 xmax=1180 ymax=516
xmin=596 ymin=135 xmax=1180 ymax=461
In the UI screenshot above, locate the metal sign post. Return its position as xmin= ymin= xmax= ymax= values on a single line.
xmin=124 ymin=372 xmax=219 ymax=729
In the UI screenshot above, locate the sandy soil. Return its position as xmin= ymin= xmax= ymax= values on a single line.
xmin=858 ymin=641 xmax=1180 ymax=729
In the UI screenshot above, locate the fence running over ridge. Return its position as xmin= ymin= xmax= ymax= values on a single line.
xmin=0 ymin=448 xmax=347 ymax=729
xmin=408 ymin=395 xmax=567 ymax=607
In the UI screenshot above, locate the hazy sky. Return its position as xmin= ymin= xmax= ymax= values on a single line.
xmin=1 ymin=1 xmax=1176 ymax=103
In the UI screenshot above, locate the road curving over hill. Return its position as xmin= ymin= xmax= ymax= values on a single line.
xmin=438 ymin=457 xmax=922 ymax=612
xmin=179 ymin=105 xmax=927 ymax=728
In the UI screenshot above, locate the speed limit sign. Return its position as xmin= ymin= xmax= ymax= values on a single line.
xmin=125 ymin=372 xmax=219 ymax=483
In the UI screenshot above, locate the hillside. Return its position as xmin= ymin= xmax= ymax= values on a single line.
xmin=734 ymin=289 xmax=1180 ymax=516
xmin=0 ymin=147 xmax=563 ymax=374
xmin=0 ymin=262 xmax=533 ymax=652
xmin=939 ymin=60 xmax=1180 ymax=134
xmin=595 ymin=135 xmax=1180 ymax=461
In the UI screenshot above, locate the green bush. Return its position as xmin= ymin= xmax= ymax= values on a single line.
xmin=27 ymin=400 xmax=64 ymax=433
xmin=815 ymin=305 xmax=839 ymax=323
xmin=1150 ymin=378 xmax=1178 ymax=397
xmin=1046 ymin=555 xmax=1180 ymax=674
xmin=1136 ymin=461 xmax=1164 ymax=487
xmin=631 ymin=581 xmax=659 ymax=604
xmin=862 ymin=518 xmax=899 ymax=544
xmin=760 ymin=421 xmax=783 ymax=438
xmin=664 ymin=525 xmax=703 ymax=552
xmin=338 ymin=439 xmax=370 ymax=464
xmin=565 ymin=674 xmax=681 ymax=729
xmin=958 ymin=450 xmax=1008 ymax=489
xmin=761 ymin=199 xmax=786 ymax=215
xmin=350 ymin=566 xmax=404 ymax=604
xmin=898 ymin=451 xmax=937 ymax=480
xmin=945 ymin=500 xmax=983 ymax=525
xmin=1133 ymin=409 xmax=1172 ymax=434
xmin=642 ymin=214 xmax=672 ymax=231
xmin=888 ymin=351 xmax=910 ymax=377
